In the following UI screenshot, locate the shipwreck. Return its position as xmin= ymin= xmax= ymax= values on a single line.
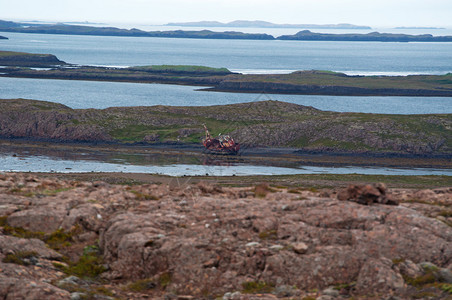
xmin=202 ymin=124 xmax=240 ymax=155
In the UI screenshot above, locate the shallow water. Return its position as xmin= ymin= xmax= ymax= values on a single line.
xmin=1 ymin=153 xmax=450 ymax=177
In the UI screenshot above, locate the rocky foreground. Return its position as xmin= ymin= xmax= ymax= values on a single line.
xmin=0 ymin=173 xmax=451 ymax=299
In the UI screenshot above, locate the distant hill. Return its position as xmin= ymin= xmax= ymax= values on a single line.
xmin=0 ymin=35 xmax=8 ymax=40
xmin=166 ymin=20 xmax=372 ymax=29
xmin=277 ymin=30 xmax=452 ymax=42
xmin=0 ymin=20 xmax=22 ymax=28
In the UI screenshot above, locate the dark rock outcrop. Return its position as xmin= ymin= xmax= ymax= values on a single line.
xmin=0 ymin=52 xmax=66 ymax=67
xmin=337 ymin=182 xmax=399 ymax=205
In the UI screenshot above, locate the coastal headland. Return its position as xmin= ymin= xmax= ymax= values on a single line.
xmin=1 ymin=98 xmax=451 ymax=159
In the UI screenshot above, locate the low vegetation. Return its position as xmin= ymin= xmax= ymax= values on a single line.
xmin=242 ymin=281 xmax=275 ymax=294
xmin=2 ymin=251 xmax=38 ymax=266
xmin=0 ymin=216 xmax=79 ymax=250
xmin=61 ymin=245 xmax=106 ymax=279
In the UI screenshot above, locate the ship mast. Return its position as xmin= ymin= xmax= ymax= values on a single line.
xmin=203 ymin=124 xmax=211 ymax=140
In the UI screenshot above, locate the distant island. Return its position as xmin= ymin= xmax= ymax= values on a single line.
xmin=0 ymin=35 xmax=7 ymax=40
xmin=166 ymin=20 xmax=372 ymax=29
xmin=277 ymin=30 xmax=452 ymax=42
xmin=1 ymin=20 xmax=451 ymax=42
xmin=394 ymin=26 xmax=446 ymax=30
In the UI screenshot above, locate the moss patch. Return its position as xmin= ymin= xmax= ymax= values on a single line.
xmin=2 ymin=251 xmax=38 ymax=265
xmin=158 ymin=272 xmax=172 ymax=289
xmin=258 ymin=229 xmax=278 ymax=240
xmin=241 ymin=281 xmax=275 ymax=294
xmin=127 ymin=279 xmax=156 ymax=292
xmin=62 ymin=245 xmax=106 ymax=279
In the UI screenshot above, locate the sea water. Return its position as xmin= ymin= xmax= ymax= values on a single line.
xmin=0 ymin=77 xmax=451 ymax=114
xmin=1 ymin=31 xmax=452 ymax=75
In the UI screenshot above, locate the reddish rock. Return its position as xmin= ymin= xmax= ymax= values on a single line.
xmin=7 ymin=208 xmax=66 ymax=233
xmin=292 ymin=242 xmax=308 ymax=254
xmin=0 ymin=235 xmax=62 ymax=260
xmin=0 ymin=276 xmax=70 ymax=300
xmin=100 ymin=197 xmax=452 ymax=296
xmin=356 ymin=257 xmax=405 ymax=294
xmin=0 ymin=173 xmax=451 ymax=298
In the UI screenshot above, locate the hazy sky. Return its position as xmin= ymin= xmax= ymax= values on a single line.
xmin=1 ymin=0 xmax=451 ymax=27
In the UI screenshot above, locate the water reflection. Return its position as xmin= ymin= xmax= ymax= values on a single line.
xmin=0 ymin=147 xmax=450 ymax=177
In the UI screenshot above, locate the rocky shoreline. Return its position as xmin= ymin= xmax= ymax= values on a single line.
xmin=1 ymin=172 xmax=451 ymax=299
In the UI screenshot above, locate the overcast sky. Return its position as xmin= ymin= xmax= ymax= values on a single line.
xmin=1 ymin=0 xmax=451 ymax=27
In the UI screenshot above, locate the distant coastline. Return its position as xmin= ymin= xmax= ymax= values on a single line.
xmin=1 ymin=19 xmax=452 ymax=42
xmin=166 ymin=20 xmax=372 ymax=29
xmin=394 ymin=26 xmax=446 ymax=30
xmin=0 ymin=35 xmax=7 ymax=40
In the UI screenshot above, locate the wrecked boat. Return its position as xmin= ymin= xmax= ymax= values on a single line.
xmin=202 ymin=124 xmax=240 ymax=155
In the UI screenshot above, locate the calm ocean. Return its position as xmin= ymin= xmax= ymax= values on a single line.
xmin=1 ymin=31 xmax=452 ymax=74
